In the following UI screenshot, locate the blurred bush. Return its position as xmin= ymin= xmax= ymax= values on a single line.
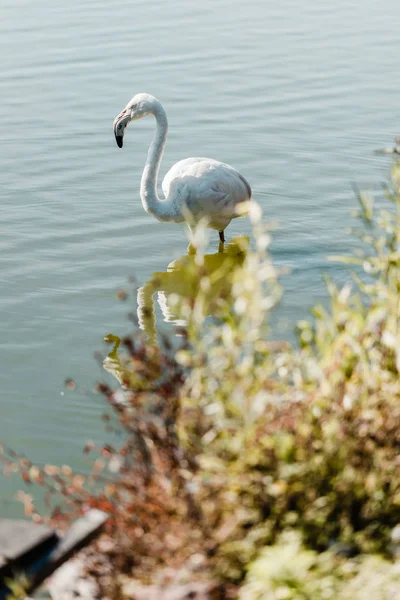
xmin=241 ymin=531 xmax=400 ymax=600
xmin=1 ymin=158 xmax=400 ymax=598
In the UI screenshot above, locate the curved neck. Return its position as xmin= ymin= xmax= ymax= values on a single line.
xmin=140 ymin=102 xmax=179 ymax=222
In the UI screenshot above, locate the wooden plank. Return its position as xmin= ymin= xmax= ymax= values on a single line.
xmin=29 ymin=510 xmax=108 ymax=590
xmin=0 ymin=519 xmax=57 ymax=564
xmin=0 ymin=520 xmax=58 ymax=600
xmin=0 ymin=510 xmax=108 ymax=598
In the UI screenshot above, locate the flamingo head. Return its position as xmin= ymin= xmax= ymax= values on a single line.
xmin=113 ymin=93 xmax=158 ymax=148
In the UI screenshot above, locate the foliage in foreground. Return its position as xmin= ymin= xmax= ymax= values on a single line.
xmin=241 ymin=531 xmax=400 ymax=600
xmin=1 ymin=158 xmax=400 ymax=597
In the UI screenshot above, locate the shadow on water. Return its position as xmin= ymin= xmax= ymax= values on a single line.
xmin=103 ymin=236 xmax=249 ymax=388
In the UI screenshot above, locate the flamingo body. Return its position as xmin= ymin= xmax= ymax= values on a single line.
xmin=113 ymin=93 xmax=252 ymax=240
xmin=162 ymin=157 xmax=251 ymax=231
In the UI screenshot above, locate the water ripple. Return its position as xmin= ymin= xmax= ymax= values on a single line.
xmin=1 ymin=0 xmax=399 ymax=515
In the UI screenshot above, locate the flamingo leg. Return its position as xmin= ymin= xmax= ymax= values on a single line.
xmin=218 ymin=230 xmax=225 ymax=253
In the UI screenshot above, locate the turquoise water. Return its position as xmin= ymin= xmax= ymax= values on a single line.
xmin=0 ymin=0 xmax=399 ymax=515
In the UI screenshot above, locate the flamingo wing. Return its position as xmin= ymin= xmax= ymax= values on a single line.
xmin=162 ymin=158 xmax=251 ymax=230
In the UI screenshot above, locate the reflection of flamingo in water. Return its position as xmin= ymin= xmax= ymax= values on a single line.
xmin=113 ymin=93 xmax=252 ymax=247
xmin=103 ymin=333 xmax=147 ymax=395
xmin=137 ymin=237 xmax=249 ymax=343
xmin=103 ymin=333 xmax=123 ymax=383
xmin=103 ymin=239 xmax=248 ymax=390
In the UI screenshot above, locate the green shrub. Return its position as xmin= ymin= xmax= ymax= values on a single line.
xmin=241 ymin=531 xmax=400 ymax=600
xmin=1 ymin=158 xmax=400 ymax=597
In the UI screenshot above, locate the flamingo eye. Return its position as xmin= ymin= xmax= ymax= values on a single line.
xmin=131 ymin=104 xmax=138 ymax=111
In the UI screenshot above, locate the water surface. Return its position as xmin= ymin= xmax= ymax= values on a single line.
xmin=1 ymin=0 xmax=399 ymax=515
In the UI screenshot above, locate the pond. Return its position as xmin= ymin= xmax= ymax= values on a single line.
xmin=0 ymin=0 xmax=398 ymax=516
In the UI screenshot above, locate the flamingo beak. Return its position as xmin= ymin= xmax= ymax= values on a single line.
xmin=115 ymin=132 xmax=123 ymax=148
xmin=113 ymin=110 xmax=130 ymax=149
